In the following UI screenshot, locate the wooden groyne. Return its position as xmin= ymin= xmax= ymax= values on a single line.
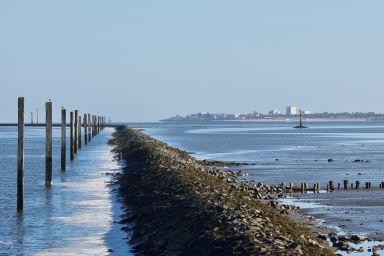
xmin=15 ymin=97 xmax=107 ymax=210
xmin=285 ymin=179 xmax=384 ymax=194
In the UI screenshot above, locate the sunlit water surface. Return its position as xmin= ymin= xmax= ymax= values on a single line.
xmin=0 ymin=127 xmax=131 ymax=255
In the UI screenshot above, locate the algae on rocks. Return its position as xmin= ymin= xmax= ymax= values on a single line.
xmin=109 ymin=127 xmax=335 ymax=256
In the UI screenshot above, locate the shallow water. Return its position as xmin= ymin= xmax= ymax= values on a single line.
xmin=133 ymin=120 xmax=384 ymax=254
xmin=0 ymin=127 xmax=131 ymax=255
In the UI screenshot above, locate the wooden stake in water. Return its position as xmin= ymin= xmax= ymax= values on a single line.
xmin=70 ymin=111 xmax=75 ymax=160
xmin=88 ymin=113 xmax=91 ymax=142
xmin=78 ymin=115 xmax=82 ymax=149
xmin=45 ymin=101 xmax=53 ymax=186
xmin=17 ymin=97 xmax=24 ymax=211
xmin=74 ymin=110 xmax=78 ymax=154
xmin=61 ymin=108 xmax=66 ymax=171
xmin=84 ymin=114 xmax=88 ymax=145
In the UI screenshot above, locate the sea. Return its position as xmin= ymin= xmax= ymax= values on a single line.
xmin=134 ymin=120 xmax=384 ymax=256
xmin=1 ymin=121 xmax=384 ymax=255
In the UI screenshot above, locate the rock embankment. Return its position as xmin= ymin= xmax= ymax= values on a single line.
xmin=109 ymin=127 xmax=334 ymax=256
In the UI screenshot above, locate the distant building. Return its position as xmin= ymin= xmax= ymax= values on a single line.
xmin=269 ymin=109 xmax=281 ymax=115
xmin=303 ymin=110 xmax=311 ymax=115
xmin=286 ymin=106 xmax=298 ymax=115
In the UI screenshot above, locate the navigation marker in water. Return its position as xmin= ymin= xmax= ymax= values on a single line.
xmin=294 ymin=109 xmax=308 ymax=129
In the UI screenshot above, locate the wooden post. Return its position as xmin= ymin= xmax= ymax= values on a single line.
xmin=61 ymin=108 xmax=66 ymax=171
xmin=337 ymin=183 xmax=340 ymax=190
xmin=356 ymin=181 xmax=360 ymax=189
xmin=316 ymin=183 xmax=320 ymax=192
xmin=97 ymin=116 xmax=99 ymax=134
xmin=94 ymin=115 xmax=97 ymax=136
xmin=74 ymin=110 xmax=78 ymax=153
xmin=329 ymin=180 xmax=334 ymax=191
xmin=17 ymin=97 xmax=24 ymax=211
xmin=45 ymin=101 xmax=53 ymax=186
xmin=84 ymin=114 xmax=88 ymax=145
xmin=70 ymin=112 xmax=75 ymax=160
xmin=343 ymin=180 xmax=348 ymax=190
xmin=91 ymin=115 xmax=94 ymax=137
xmin=78 ymin=115 xmax=82 ymax=149
xmin=88 ymin=113 xmax=91 ymax=142
xmin=301 ymin=183 xmax=304 ymax=193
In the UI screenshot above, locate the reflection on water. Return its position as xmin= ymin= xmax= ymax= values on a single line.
xmin=0 ymin=127 xmax=131 ymax=255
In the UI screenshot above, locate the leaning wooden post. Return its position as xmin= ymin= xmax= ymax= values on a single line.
xmin=74 ymin=110 xmax=78 ymax=154
xmin=61 ymin=108 xmax=66 ymax=171
xmin=70 ymin=112 xmax=75 ymax=160
xmin=78 ymin=115 xmax=82 ymax=149
xmin=84 ymin=114 xmax=88 ymax=145
xmin=17 ymin=97 xmax=25 ymax=211
xmin=45 ymin=101 xmax=53 ymax=186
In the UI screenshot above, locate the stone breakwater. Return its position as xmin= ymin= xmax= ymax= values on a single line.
xmin=108 ymin=127 xmax=334 ymax=255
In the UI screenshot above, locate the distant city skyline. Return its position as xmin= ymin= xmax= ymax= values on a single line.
xmin=1 ymin=1 xmax=384 ymax=122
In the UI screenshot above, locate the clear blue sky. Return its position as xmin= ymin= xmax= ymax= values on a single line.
xmin=1 ymin=0 xmax=383 ymax=122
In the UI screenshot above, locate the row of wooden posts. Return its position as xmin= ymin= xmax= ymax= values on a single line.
xmin=17 ymin=97 xmax=107 ymax=211
xmin=285 ymin=180 xmax=384 ymax=193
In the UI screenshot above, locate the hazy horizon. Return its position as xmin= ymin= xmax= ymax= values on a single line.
xmin=1 ymin=1 xmax=384 ymax=122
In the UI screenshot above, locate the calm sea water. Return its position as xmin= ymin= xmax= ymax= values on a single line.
xmin=0 ymin=127 xmax=131 ymax=255
xmin=133 ymin=120 xmax=384 ymax=253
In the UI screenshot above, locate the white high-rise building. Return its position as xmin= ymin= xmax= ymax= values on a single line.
xmin=286 ymin=106 xmax=298 ymax=115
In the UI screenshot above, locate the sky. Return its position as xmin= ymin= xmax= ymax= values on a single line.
xmin=1 ymin=0 xmax=384 ymax=122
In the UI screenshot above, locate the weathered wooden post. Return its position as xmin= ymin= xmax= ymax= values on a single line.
xmin=45 ymin=101 xmax=53 ymax=186
xmin=329 ymin=181 xmax=334 ymax=191
xmin=94 ymin=115 xmax=96 ymax=136
xmin=74 ymin=110 xmax=78 ymax=153
xmin=91 ymin=115 xmax=94 ymax=137
xmin=88 ymin=113 xmax=91 ymax=142
xmin=97 ymin=116 xmax=100 ymax=134
xmin=17 ymin=97 xmax=24 ymax=211
xmin=300 ymin=183 xmax=304 ymax=193
xmin=70 ymin=111 xmax=75 ymax=160
xmin=343 ymin=180 xmax=348 ymax=190
xmin=61 ymin=108 xmax=66 ymax=171
xmin=356 ymin=181 xmax=360 ymax=189
xmin=78 ymin=115 xmax=82 ymax=149
xmin=84 ymin=114 xmax=88 ymax=145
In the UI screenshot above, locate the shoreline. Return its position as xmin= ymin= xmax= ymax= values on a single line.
xmin=108 ymin=127 xmax=334 ymax=255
